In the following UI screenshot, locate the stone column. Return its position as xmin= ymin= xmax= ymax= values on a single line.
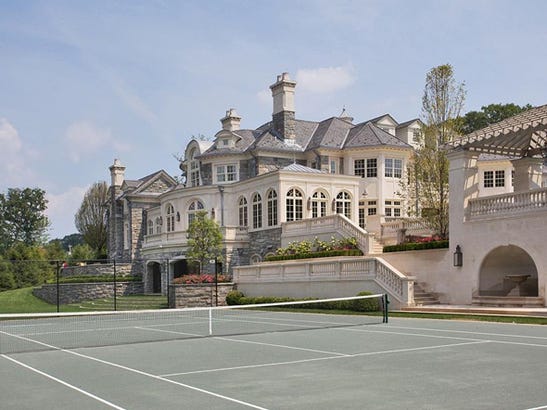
xmin=511 ymin=157 xmax=543 ymax=191
xmin=447 ymin=150 xmax=479 ymax=248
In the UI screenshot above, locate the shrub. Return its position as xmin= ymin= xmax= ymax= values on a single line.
xmin=225 ymin=290 xmax=380 ymax=312
xmin=226 ymin=290 xmax=244 ymax=305
xmin=172 ymin=274 xmax=229 ymax=285
xmin=383 ymin=240 xmax=449 ymax=253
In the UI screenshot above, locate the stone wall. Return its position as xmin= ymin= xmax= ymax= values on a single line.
xmin=60 ymin=263 xmax=135 ymax=278
xmin=168 ymin=283 xmax=235 ymax=308
xmin=33 ymin=282 xmax=144 ymax=305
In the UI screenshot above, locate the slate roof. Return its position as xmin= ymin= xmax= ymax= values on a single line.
xmin=201 ymin=112 xmax=412 ymax=157
xmin=344 ymin=122 xmax=412 ymax=149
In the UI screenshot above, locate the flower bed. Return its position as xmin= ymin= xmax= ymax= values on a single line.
xmin=265 ymin=237 xmax=361 ymax=261
xmin=383 ymin=239 xmax=449 ymax=252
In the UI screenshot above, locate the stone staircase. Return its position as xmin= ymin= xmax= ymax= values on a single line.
xmin=413 ymin=282 xmax=440 ymax=306
xmin=369 ymin=235 xmax=384 ymax=254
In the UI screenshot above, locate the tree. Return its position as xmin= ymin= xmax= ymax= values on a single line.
xmin=457 ymin=103 xmax=533 ymax=134
xmin=404 ymin=64 xmax=466 ymax=239
xmin=0 ymin=188 xmax=50 ymax=253
xmin=186 ymin=211 xmax=223 ymax=275
xmin=4 ymin=243 xmax=54 ymax=288
xmin=75 ymin=182 xmax=108 ymax=258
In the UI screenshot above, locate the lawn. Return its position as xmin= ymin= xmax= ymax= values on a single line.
xmin=0 ymin=287 xmax=167 ymax=314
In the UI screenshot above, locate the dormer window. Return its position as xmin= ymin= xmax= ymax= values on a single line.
xmin=217 ymin=137 xmax=235 ymax=148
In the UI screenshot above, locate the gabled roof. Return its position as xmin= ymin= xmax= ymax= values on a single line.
xmin=445 ymin=104 xmax=547 ymax=158
xmin=343 ymin=122 xmax=412 ymax=149
xmin=396 ymin=118 xmax=422 ymax=129
xmin=366 ymin=113 xmax=399 ymax=126
xmin=121 ymin=170 xmax=177 ymax=196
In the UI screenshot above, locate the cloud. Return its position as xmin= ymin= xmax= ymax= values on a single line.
xmin=64 ymin=121 xmax=130 ymax=162
xmin=0 ymin=118 xmax=35 ymax=187
xmin=46 ymin=186 xmax=89 ymax=238
xmin=296 ymin=66 xmax=356 ymax=93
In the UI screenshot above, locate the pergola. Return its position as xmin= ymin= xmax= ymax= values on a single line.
xmin=445 ymin=104 xmax=547 ymax=157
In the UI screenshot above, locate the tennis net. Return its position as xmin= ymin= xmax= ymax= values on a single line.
xmin=0 ymin=293 xmax=388 ymax=354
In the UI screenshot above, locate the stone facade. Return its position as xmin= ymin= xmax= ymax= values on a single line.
xmin=168 ymin=283 xmax=235 ymax=308
xmin=33 ymin=282 xmax=144 ymax=305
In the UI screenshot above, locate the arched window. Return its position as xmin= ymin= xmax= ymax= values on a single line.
xmin=189 ymin=148 xmax=200 ymax=187
xmin=188 ymin=199 xmax=204 ymax=226
xmin=252 ymin=193 xmax=262 ymax=229
xmin=311 ymin=191 xmax=328 ymax=218
xmin=286 ymin=188 xmax=303 ymax=221
xmin=147 ymin=220 xmax=154 ymax=235
xmin=267 ymin=189 xmax=278 ymax=226
xmin=335 ymin=191 xmax=351 ymax=219
xmin=166 ymin=204 xmax=175 ymax=232
xmin=238 ymin=197 xmax=248 ymax=227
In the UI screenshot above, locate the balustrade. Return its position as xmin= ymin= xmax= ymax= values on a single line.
xmin=468 ymin=188 xmax=547 ymax=219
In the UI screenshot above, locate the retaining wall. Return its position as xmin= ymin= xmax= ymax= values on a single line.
xmin=33 ymin=282 xmax=144 ymax=304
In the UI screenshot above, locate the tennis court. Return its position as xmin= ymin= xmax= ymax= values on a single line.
xmin=1 ymin=295 xmax=547 ymax=410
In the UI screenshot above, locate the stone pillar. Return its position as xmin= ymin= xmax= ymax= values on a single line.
xmin=447 ymin=150 xmax=479 ymax=248
xmin=511 ymin=157 xmax=543 ymax=191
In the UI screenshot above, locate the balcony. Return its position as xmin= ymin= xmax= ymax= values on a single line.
xmin=467 ymin=188 xmax=547 ymax=221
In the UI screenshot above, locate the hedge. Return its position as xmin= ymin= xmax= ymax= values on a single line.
xmin=383 ymin=240 xmax=449 ymax=253
xmin=225 ymin=290 xmax=379 ymax=312
xmin=265 ymin=249 xmax=362 ymax=262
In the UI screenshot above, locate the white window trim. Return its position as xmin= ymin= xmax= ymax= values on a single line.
xmin=215 ymin=163 xmax=239 ymax=184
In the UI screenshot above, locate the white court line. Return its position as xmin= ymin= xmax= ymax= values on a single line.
xmin=525 ymin=404 xmax=547 ymax=410
xmin=214 ymin=336 xmax=351 ymax=357
xmin=386 ymin=325 xmax=547 ymax=341
xmin=1 ymin=354 xmax=126 ymax=410
xmin=2 ymin=331 xmax=269 ymax=410
xmin=135 ymin=326 xmax=203 ymax=337
xmin=160 ymin=340 xmax=490 ymax=377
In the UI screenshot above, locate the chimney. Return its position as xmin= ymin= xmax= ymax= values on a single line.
xmin=109 ymin=158 xmax=126 ymax=187
xmin=270 ymin=72 xmax=296 ymax=140
xmin=220 ymin=108 xmax=241 ymax=131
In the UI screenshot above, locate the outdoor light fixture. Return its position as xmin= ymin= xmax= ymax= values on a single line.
xmin=176 ymin=212 xmax=180 ymax=222
xmin=453 ymin=245 xmax=463 ymax=267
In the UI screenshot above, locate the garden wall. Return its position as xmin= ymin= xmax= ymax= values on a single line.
xmin=168 ymin=283 xmax=235 ymax=308
xmin=33 ymin=282 xmax=144 ymax=304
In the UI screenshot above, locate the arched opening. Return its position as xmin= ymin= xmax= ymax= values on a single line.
xmin=479 ymin=245 xmax=538 ymax=297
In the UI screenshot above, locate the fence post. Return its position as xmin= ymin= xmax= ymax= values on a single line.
xmin=113 ymin=258 xmax=117 ymax=311
xmin=56 ymin=260 xmax=60 ymax=312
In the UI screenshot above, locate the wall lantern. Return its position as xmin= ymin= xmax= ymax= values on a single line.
xmin=307 ymin=197 xmax=311 ymax=210
xmin=453 ymin=245 xmax=463 ymax=267
xmin=176 ymin=212 xmax=180 ymax=222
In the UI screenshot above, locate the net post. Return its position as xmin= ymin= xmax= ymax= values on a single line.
xmin=208 ymin=308 xmax=213 ymax=335
xmin=383 ymin=294 xmax=389 ymax=323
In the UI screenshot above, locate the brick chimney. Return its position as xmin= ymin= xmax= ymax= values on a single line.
xmin=270 ymin=72 xmax=296 ymax=140
xmin=220 ymin=108 xmax=241 ymax=131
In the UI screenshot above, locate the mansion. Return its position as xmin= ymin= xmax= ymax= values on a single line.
xmin=106 ymin=73 xmax=545 ymax=303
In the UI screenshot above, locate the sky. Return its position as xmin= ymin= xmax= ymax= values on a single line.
xmin=1 ymin=0 xmax=546 ymax=239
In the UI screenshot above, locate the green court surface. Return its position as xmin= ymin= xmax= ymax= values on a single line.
xmin=2 ymin=311 xmax=547 ymax=409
